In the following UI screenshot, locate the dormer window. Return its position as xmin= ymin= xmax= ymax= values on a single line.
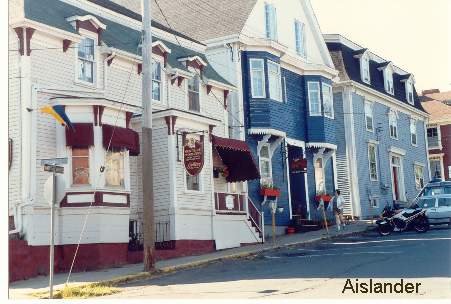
xmin=265 ymin=3 xmax=278 ymax=41
xmin=179 ymin=56 xmax=208 ymax=72
xmin=405 ymin=76 xmax=415 ymax=105
xmin=361 ymin=52 xmax=371 ymax=84
xmin=383 ymin=64 xmax=394 ymax=95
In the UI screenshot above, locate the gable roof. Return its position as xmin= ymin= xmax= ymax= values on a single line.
xmin=326 ymin=40 xmax=425 ymax=113
xmin=421 ymin=100 xmax=451 ymax=123
xmin=23 ymin=0 xmax=231 ymax=86
xmin=108 ymin=0 xmax=257 ymax=42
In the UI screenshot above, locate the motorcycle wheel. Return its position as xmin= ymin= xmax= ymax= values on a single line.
xmin=378 ymin=223 xmax=393 ymax=236
xmin=413 ymin=217 xmax=429 ymax=233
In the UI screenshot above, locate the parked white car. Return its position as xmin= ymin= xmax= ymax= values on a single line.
xmin=417 ymin=195 xmax=451 ymax=226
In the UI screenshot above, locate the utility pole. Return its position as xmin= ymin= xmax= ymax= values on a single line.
xmin=49 ymin=165 xmax=56 ymax=299
xmin=141 ymin=0 xmax=155 ymax=271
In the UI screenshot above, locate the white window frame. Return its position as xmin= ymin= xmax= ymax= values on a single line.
xmin=361 ymin=52 xmax=371 ymax=84
xmin=427 ymin=126 xmax=442 ymax=149
xmin=410 ymin=118 xmax=418 ymax=146
xmin=384 ymin=67 xmax=394 ymax=95
xmin=369 ymin=196 xmax=379 ymax=208
xmin=151 ymin=59 xmax=165 ymax=103
xmin=368 ymin=143 xmax=379 ymax=181
xmin=187 ymin=73 xmax=201 ymax=113
xmin=104 ymin=149 xmax=126 ymax=189
xmin=414 ymin=164 xmax=425 ymax=190
xmin=249 ymin=58 xmax=266 ymax=98
xmin=70 ymin=147 xmax=92 ymax=187
xmin=390 ymin=153 xmax=406 ymax=201
xmin=314 ymin=157 xmax=325 ymax=193
xmin=389 ymin=110 xmax=398 ymax=139
xmin=294 ymin=19 xmax=306 ymax=58
xmin=267 ymin=60 xmax=282 ymax=102
xmin=429 ymin=156 xmax=444 ymax=180
xmin=322 ymin=83 xmax=334 ymax=119
xmin=364 ymin=101 xmax=374 ymax=132
xmin=307 ymin=81 xmax=321 ymax=116
xmin=259 ymin=144 xmax=273 ymax=184
xmin=406 ymin=78 xmax=415 ymax=105
xmin=183 ymin=135 xmax=204 ymax=193
xmin=75 ymin=30 xmax=98 ymax=87
xmin=265 ymin=3 xmax=278 ymax=41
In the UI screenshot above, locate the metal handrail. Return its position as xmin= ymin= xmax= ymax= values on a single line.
xmin=247 ymin=197 xmax=264 ymax=239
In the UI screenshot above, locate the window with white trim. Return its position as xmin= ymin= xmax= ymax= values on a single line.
xmin=427 ymin=126 xmax=441 ymax=148
xmin=368 ymin=144 xmax=378 ymax=181
xmin=389 ymin=110 xmax=398 ymax=139
xmin=265 ymin=3 xmax=278 ymax=40
xmin=414 ymin=165 xmax=424 ymax=190
xmin=249 ymin=59 xmax=266 ymax=98
xmin=77 ymin=37 xmax=95 ymax=83
xmin=429 ymin=158 xmax=443 ymax=179
xmin=152 ymin=61 xmax=162 ymax=102
xmin=307 ymin=82 xmax=321 ymax=116
xmin=410 ymin=118 xmax=417 ymax=146
xmin=365 ymin=101 xmax=374 ymax=131
xmin=105 ymin=150 xmax=125 ymax=188
xmin=186 ymin=173 xmax=200 ymax=191
xmin=406 ymin=78 xmax=414 ymax=104
xmin=369 ymin=197 xmax=379 ymax=208
xmin=314 ymin=158 xmax=325 ymax=193
xmin=384 ymin=67 xmax=394 ymax=94
xmin=259 ymin=145 xmax=272 ymax=183
xmin=188 ymin=75 xmax=200 ymax=112
xmin=268 ymin=60 xmax=282 ymax=101
xmin=322 ymin=83 xmax=334 ymax=119
xmin=361 ymin=53 xmax=371 ymax=84
xmin=294 ymin=20 xmax=306 ymax=57
xmin=72 ymin=147 xmax=90 ymax=185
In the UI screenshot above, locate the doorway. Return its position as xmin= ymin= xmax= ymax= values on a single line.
xmin=391 ymin=155 xmax=405 ymax=201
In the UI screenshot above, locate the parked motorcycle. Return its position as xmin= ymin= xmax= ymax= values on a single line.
xmin=376 ymin=204 xmax=429 ymax=236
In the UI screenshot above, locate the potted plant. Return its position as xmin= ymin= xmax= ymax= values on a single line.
xmin=260 ymin=182 xmax=281 ymax=197
xmin=314 ymin=190 xmax=332 ymax=203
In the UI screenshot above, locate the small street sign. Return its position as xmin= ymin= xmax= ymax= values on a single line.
xmin=40 ymin=157 xmax=68 ymax=166
xmin=44 ymin=164 xmax=64 ymax=174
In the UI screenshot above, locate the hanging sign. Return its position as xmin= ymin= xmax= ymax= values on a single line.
xmin=290 ymin=157 xmax=307 ymax=174
xmin=183 ymin=133 xmax=204 ymax=176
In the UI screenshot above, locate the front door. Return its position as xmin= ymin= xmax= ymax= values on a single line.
xmin=288 ymin=145 xmax=306 ymax=217
xmin=391 ymin=155 xmax=404 ymax=201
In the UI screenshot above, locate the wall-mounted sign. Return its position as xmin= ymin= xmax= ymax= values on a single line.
xmin=183 ymin=133 xmax=204 ymax=176
xmin=290 ymin=157 xmax=307 ymax=174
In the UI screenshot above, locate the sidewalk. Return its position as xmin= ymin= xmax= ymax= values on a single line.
xmin=9 ymin=221 xmax=372 ymax=299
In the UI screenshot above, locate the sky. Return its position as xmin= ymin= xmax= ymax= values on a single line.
xmin=311 ymin=0 xmax=451 ymax=93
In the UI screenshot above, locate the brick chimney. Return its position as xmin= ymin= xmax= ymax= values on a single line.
xmin=422 ymin=89 xmax=440 ymax=95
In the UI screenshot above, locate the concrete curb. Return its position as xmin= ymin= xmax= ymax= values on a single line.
xmin=25 ymin=225 xmax=371 ymax=298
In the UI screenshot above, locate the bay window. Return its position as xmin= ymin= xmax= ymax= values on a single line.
xmin=72 ymin=147 xmax=90 ymax=185
xmin=152 ymin=61 xmax=162 ymax=102
xmin=105 ymin=150 xmax=125 ymax=187
xmin=322 ymin=83 xmax=334 ymax=119
xmin=307 ymin=82 xmax=321 ymax=116
xmin=78 ymin=37 xmax=95 ymax=83
xmin=250 ymin=59 xmax=266 ymax=98
xmin=268 ymin=61 xmax=282 ymax=101
xmin=365 ymin=101 xmax=374 ymax=131
xmin=188 ymin=75 xmax=200 ymax=112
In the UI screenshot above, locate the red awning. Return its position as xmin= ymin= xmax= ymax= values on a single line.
xmin=102 ymin=124 xmax=140 ymax=156
xmin=66 ymin=123 xmax=94 ymax=147
xmin=212 ymin=135 xmax=260 ymax=182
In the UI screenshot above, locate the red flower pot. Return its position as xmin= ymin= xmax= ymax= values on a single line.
xmin=260 ymin=188 xmax=281 ymax=197
xmin=315 ymin=194 xmax=332 ymax=202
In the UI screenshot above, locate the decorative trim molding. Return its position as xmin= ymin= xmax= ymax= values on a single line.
xmin=306 ymin=142 xmax=337 ymax=150
xmin=388 ymin=146 xmax=406 ymax=156
xmin=248 ymin=128 xmax=286 ymax=138
xmin=285 ymin=137 xmax=305 ymax=148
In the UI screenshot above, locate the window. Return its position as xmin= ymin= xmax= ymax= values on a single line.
xmin=188 ymin=75 xmax=200 ymax=112
xmin=105 ymin=150 xmax=125 ymax=187
xmin=322 ymin=83 xmax=334 ymax=119
xmin=186 ymin=173 xmax=200 ymax=191
xmin=368 ymin=144 xmax=378 ymax=181
xmin=438 ymin=197 xmax=451 ymax=207
xmin=72 ymin=148 xmax=90 ymax=185
xmin=282 ymin=76 xmax=287 ymax=102
xmin=152 ymin=61 xmax=162 ymax=102
xmin=314 ymin=158 xmax=325 ymax=193
xmin=78 ymin=37 xmax=95 ymax=83
xmin=384 ymin=67 xmax=394 ymax=94
xmin=294 ymin=20 xmax=306 ymax=57
xmin=307 ymin=82 xmax=321 ymax=116
xmin=361 ymin=53 xmax=371 ymax=84
xmin=249 ymin=59 xmax=266 ymax=98
xmin=370 ymin=197 xmax=378 ymax=208
xmin=406 ymin=78 xmax=414 ymax=104
xmin=364 ymin=101 xmax=374 ymax=131
xmin=410 ymin=119 xmax=417 ymax=145
xmin=429 ymin=158 xmax=442 ymax=179
xmin=427 ymin=127 xmax=441 ymax=148
xmin=268 ymin=61 xmax=282 ymax=101
xmin=418 ymin=197 xmax=435 ymax=209
xmin=259 ymin=145 xmax=272 ymax=183
xmin=265 ymin=3 xmax=278 ymax=40
xmin=414 ymin=165 xmax=424 ymax=190
xmin=389 ymin=110 xmax=398 ymax=139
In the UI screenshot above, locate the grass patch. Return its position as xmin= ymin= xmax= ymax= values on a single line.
xmin=32 ymin=283 xmax=120 ymax=299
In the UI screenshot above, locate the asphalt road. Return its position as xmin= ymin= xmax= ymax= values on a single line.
xmin=106 ymin=227 xmax=451 ymax=299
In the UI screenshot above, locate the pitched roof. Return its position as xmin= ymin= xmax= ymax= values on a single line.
xmin=326 ymin=42 xmax=426 ymax=113
xmin=23 ymin=0 xmax=231 ymax=86
xmin=421 ymin=100 xmax=451 ymax=123
xmin=422 ymin=91 xmax=451 ymax=103
xmin=109 ymin=0 xmax=258 ymax=42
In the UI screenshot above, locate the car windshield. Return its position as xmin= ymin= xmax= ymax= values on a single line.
xmin=423 ymin=186 xmax=451 ymax=196
xmin=417 ymin=197 xmax=436 ymax=209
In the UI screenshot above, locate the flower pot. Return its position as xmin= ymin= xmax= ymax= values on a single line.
xmin=315 ymin=194 xmax=332 ymax=202
xmin=260 ymin=188 xmax=281 ymax=197
xmin=286 ymin=227 xmax=296 ymax=234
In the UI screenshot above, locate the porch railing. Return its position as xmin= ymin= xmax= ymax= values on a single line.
xmin=215 ymin=192 xmax=245 ymax=213
xmin=247 ymin=197 xmax=264 ymax=242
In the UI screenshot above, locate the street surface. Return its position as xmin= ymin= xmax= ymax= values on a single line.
xmin=106 ymin=227 xmax=451 ymax=299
